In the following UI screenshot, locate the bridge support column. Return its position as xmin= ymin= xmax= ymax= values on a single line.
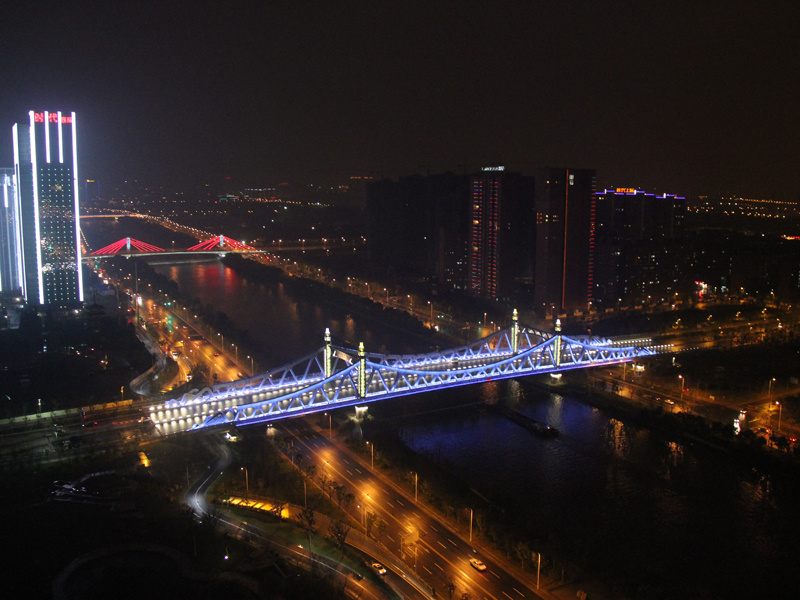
xmin=358 ymin=342 xmax=367 ymax=398
xmin=554 ymin=318 xmax=562 ymax=367
xmin=511 ymin=308 xmax=519 ymax=353
xmin=324 ymin=328 xmax=332 ymax=378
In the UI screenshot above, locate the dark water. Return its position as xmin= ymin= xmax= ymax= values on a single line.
xmin=83 ymin=218 xmax=800 ymax=599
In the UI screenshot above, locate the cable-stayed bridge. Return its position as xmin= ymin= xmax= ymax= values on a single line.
xmin=149 ymin=311 xmax=657 ymax=436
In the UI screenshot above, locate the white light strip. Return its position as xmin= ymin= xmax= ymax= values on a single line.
xmin=58 ymin=111 xmax=64 ymax=163
xmin=29 ymin=111 xmax=45 ymax=304
xmin=72 ymin=112 xmax=83 ymax=301
xmin=11 ymin=133 xmax=25 ymax=297
xmin=1 ymin=177 xmax=6 ymax=292
xmin=44 ymin=111 xmax=51 ymax=163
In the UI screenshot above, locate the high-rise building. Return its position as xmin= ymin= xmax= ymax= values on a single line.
xmin=0 ymin=168 xmax=22 ymax=294
xmin=533 ymin=168 xmax=596 ymax=315
xmin=12 ymin=110 xmax=83 ymax=307
xmin=592 ymin=188 xmax=686 ymax=307
xmin=468 ymin=167 xmax=535 ymax=299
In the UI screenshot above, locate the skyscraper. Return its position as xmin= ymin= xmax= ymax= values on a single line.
xmin=468 ymin=167 xmax=535 ymax=300
xmin=0 ymin=168 xmax=21 ymax=294
xmin=12 ymin=110 xmax=83 ymax=307
xmin=533 ymin=168 xmax=596 ymax=315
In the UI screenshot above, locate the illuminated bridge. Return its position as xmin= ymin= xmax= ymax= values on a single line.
xmin=84 ymin=236 xmax=263 ymax=258
xmin=149 ymin=311 xmax=657 ymax=435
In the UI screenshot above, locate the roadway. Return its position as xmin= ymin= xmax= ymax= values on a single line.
xmin=278 ymin=418 xmax=552 ymax=600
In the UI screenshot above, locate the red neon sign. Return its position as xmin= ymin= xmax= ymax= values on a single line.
xmin=33 ymin=112 xmax=72 ymax=124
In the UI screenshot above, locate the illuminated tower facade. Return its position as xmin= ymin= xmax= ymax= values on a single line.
xmin=12 ymin=110 xmax=83 ymax=307
xmin=0 ymin=168 xmax=22 ymax=294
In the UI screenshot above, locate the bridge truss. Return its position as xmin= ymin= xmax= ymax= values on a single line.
xmin=149 ymin=312 xmax=656 ymax=435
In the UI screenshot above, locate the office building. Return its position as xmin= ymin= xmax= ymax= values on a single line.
xmin=12 ymin=110 xmax=83 ymax=307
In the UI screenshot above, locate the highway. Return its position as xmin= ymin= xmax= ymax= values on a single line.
xmin=278 ymin=418 xmax=550 ymax=600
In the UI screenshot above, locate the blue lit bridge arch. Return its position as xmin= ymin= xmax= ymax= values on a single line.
xmin=149 ymin=311 xmax=657 ymax=435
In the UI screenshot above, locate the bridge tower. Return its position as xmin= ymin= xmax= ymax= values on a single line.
xmin=126 ymin=237 xmax=132 ymax=250
xmin=554 ymin=318 xmax=562 ymax=367
xmin=324 ymin=328 xmax=332 ymax=378
xmin=511 ymin=308 xmax=519 ymax=353
xmin=358 ymin=342 xmax=367 ymax=397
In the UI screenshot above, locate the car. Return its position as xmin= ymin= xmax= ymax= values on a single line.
xmin=469 ymin=558 xmax=487 ymax=571
xmin=370 ymin=562 xmax=386 ymax=575
xmin=214 ymin=351 xmax=220 ymax=356
xmin=664 ymin=399 xmax=675 ymax=405
xmin=237 ymin=372 xmax=244 ymax=378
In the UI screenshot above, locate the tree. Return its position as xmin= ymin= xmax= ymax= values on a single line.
xmin=342 ymin=492 xmax=355 ymax=510
xmin=270 ymin=501 xmax=287 ymax=519
xmin=327 ymin=519 xmax=350 ymax=555
xmin=365 ymin=511 xmax=378 ymax=538
xmin=445 ymin=582 xmax=455 ymax=600
xmin=376 ymin=519 xmax=387 ymax=543
xmin=333 ymin=481 xmax=347 ymax=507
xmin=298 ymin=506 xmax=316 ymax=536
xmin=514 ymin=540 xmax=530 ymax=569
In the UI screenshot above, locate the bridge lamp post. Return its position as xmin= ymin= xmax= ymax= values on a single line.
xmin=247 ymin=355 xmax=253 ymax=373
xmin=240 ymin=467 xmax=249 ymax=493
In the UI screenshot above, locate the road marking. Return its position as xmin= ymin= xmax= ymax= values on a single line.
xmin=502 ymin=592 xmax=514 ymax=600
xmin=386 ymin=534 xmax=394 ymax=542
xmin=424 ymin=566 xmax=432 ymax=574
xmin=386 ymin=501 xmax=394 ymax=508
xmin=346 ymin=470 xmax=353 ymax=475
xmin=434 ymin=562 xmax=443 ymax=571
xmin=355 ymin=468 xmax=362 ymax=474
xmin=437 ymin=541 xmax=446 ymax=549
xmin=491 ymin=570 xmax=500 ymax=579
xmin=430 ymin=524 xmax=438 ymax=532
xmin=396 ymin=499 xmax=404 ymax=506
xmin=513 ymin=587 xmax=525 ymax=597
xmin=447 ymin=538 xmax=457 ymax=546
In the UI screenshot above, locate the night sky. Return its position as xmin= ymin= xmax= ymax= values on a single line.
xmin=1 ymin=1 xmax=798 ymax=199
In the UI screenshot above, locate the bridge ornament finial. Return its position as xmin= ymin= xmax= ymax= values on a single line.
xmin=324 ymin=328 xmax=332 ymax=378
xmin=357 ymin=342 xmax=367 ymax=398
xmin=511 ymin=308 xmax=519 ymax=354
xmin=554 ymin=318 xmax=562 ymax=366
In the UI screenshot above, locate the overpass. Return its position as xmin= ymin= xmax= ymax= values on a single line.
xmin=149 ymin=311 xmax=657 ymax=435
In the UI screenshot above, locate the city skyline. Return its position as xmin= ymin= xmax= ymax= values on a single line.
xmin=0 ymin=2 xmax=798 ymax=200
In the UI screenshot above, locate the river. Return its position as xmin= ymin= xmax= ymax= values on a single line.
xmin=83 ymin=218 xmax=800 ymax=599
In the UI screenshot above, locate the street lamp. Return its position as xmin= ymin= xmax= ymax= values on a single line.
xmin=411 ymin=471 xmax=418 ymax=502
xmin=769 ymin=377 xmax=775 ymax=401
xmin=240 ymin=466 xmax=249 ymax=492
xmin=366 ymin=441 xmax=374 ymax=469
xmin=247 ymin=355 xmax=253 ymax=373
xmin=468 ymin=507 xmax=473 ymax=542
xmin=679 ymin=375 xmax=685 ymax=402
xmin=777 ymin=401 xmax=783 ymax=432
xmin=324 ymin=412 xmax=332 ymax=439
